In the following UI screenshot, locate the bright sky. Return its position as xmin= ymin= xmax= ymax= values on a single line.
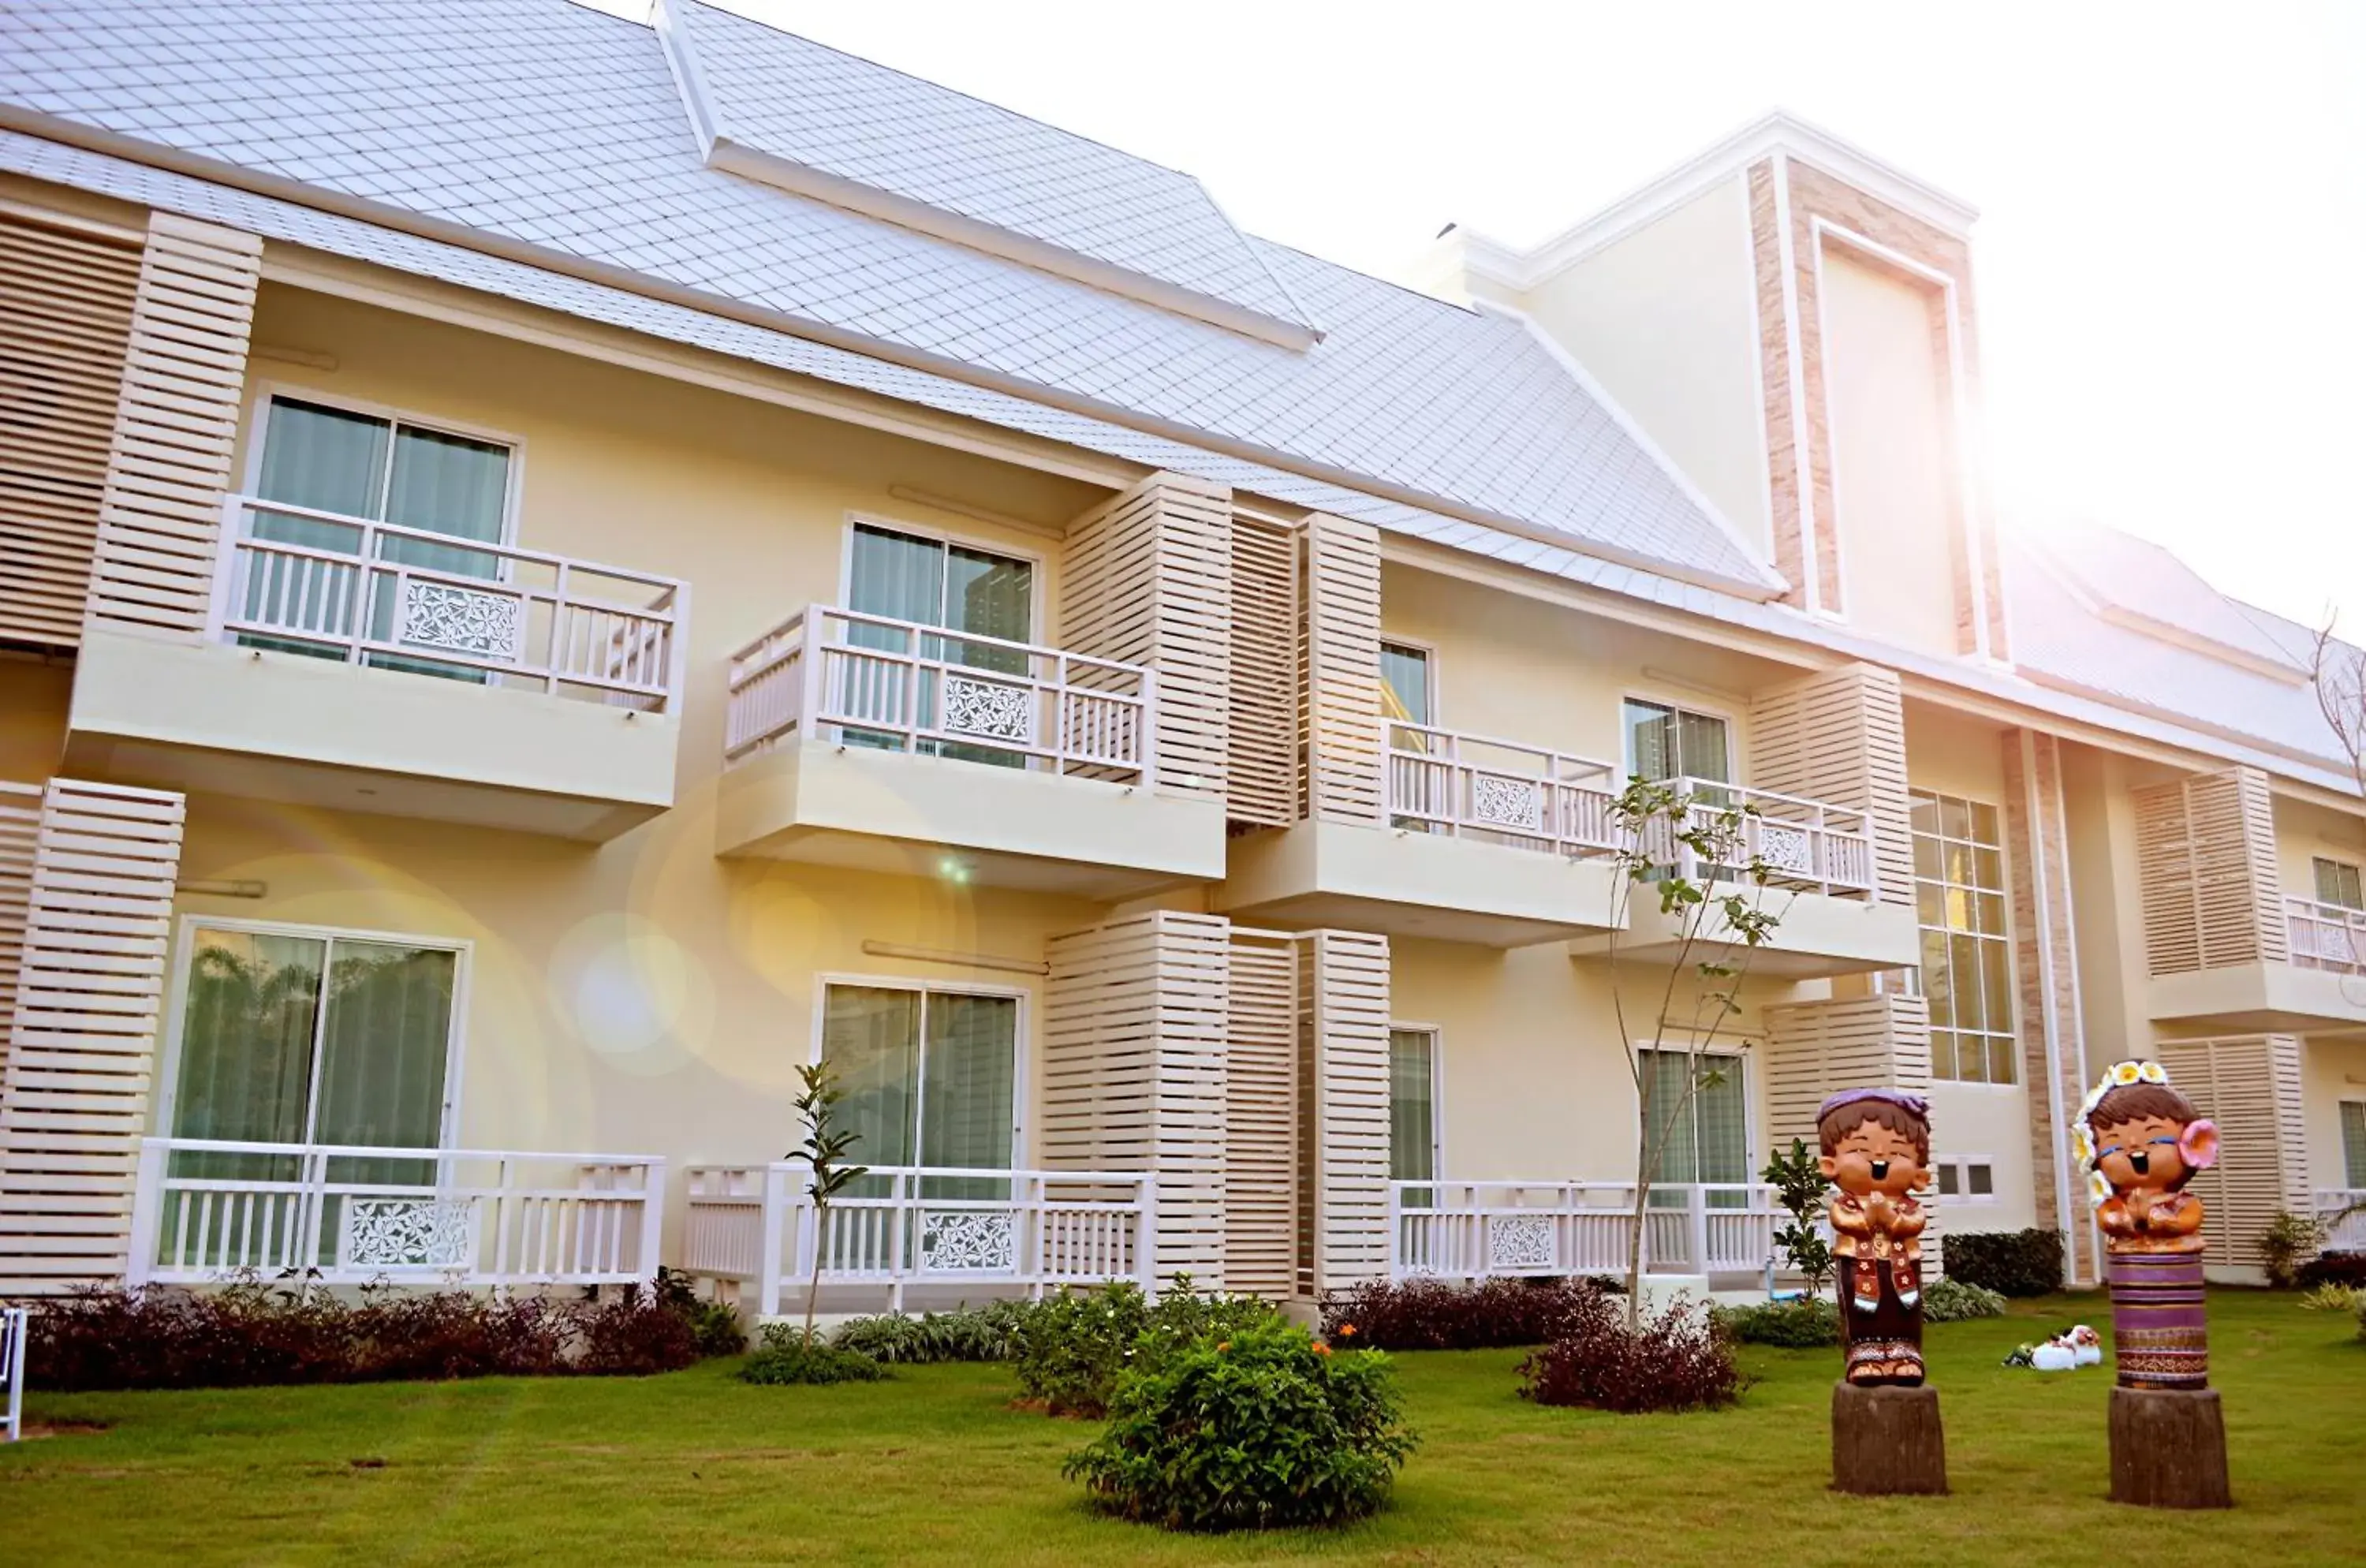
xmin=589 ymin=0 xmax=2366 ymax=633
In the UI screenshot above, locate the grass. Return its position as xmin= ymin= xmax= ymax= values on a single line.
xmin=2 ymin=1289 xmax=2359 ymax=1566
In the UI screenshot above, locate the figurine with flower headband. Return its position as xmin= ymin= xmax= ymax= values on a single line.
xmin=2073 ymin=1058 xmax=2232 ymax=1508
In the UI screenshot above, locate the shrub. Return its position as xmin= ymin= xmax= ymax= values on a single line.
xmin=1064 ymin=1325 xmax=1416 ymax=1531
xmin=1518 ymin=1290 xmax=1742 ymax=1413
xmin=2297 ymin=1282 xmax=2361 ymax=1313
xmin=2297 ymin=1252 xmax=2366 ymax=1290
xmin=26 ymin=1278 xmax=703 ymax=1391
xmin=1711 ymin=1296 xmax=1840 ymax=1347
xmin=1942 ymin=1229 xmax=2064 ymax=1297
xmin=832 ymin=1301 xmax=1028 ymax=1364
xmin=1010 ymin=1277 xmax=1284 ymax=1417
xmin=740 ymin=1325 xmax=891 ymax=1385
xmin=1922 ymin=1276 xmax=2008 ymax=1323
xmin=2258 ymin=1210 xmax=2327 ymax=1289
xmin=1319 ymin=1275 xmax=1614 ymax=1351
xmin=650 ymin=1267 xmax=746 ymax=1358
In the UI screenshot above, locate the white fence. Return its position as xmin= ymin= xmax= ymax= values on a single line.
xmin=1385 ymin=723 xmax=1621 ymax=859
xmin=724 ymin=605 xmax=1155 ymax=782
xmin=680 ymin=1163 xmax=1157 ymax=1316
xmin=2287 ymin=897 xmax=2366 ymax=974
xmin=126 ymin=1139 xmax=666 ymax=1289
xmin=2319 ymin=1188 xmax=2366 ymax=1253
xmin=1 ymin=1306 xmax=22 ymax=1443
xmin=1651 ymin=776 xmax=1876 ymax=898
xmin=1390 ymin=1181 xmax=1778 ymax=1280
xmin=211 ymin=496 xmax=687 ymax=711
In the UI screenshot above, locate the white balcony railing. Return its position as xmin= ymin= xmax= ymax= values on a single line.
xmin=2318 ymin=1189 xmax=2366 ymax=1253
xmin=1385 ymin=723 xmax=1621 ymax=858
xmin=680 ymin=1163 xmax=1156 ymax=1316
xmin=126 ymin=1139 xmax=666 ymax=1289
xmin=1650 ymin=777 xmax=1876 ymax=898
xmin=210 ymin=496 xmax=688 ymax=711
xmin=724 ymin=606 xmax=1155 ymax=783
xmin=2286 ymin=896 xmax=2366 ymax=974
xmin=1390 ymin=1180 xmax=1778 ymax=1281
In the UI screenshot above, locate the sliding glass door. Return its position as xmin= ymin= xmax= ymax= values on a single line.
xmin=820 ymin=983 xmax=1017 ymax=1203
xmin=1638 ymin=1048 xmax=1748 ymax=1211
xmin=844 ymin=523 xmax=1035 ymax=764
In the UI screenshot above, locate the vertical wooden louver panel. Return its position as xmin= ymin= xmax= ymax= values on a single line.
xmin=1225 ymin=513 xmax=1299 ymax=827
xmin=1041 ymin=910 xmax=1231 ymax=1282
xmin=85 ymin=213 xmax=262 ymax=640
xmin=1299 ymin=513 xmax=1383 ymax=826
xmin=2153 ymin=1035 xmax=2308 ymax=1272
xmin=1748 ymin=663 xmax=1913 ymax=905
xmin=1760 ymin=995 xmax=1933 ymax=1152
xmin=0 ymin=782 xmax=42 ymax=1085
xmin=1059 ymin=473 xmax=1233 ymax=805
xmin=1222 ymin=929 xmax=1297 ymax=1296
xmin=1297 ymin=928 xmax=1390 ymax=1297
xmin=2130 ymin=767 xmax=2283 ymax=977
xmin=0 ymin=778 xmax=185 ymax=1295
xmin=0 ymin=211 xmax=142 ymax=649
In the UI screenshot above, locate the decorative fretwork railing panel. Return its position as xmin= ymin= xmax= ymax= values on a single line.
xmin=2317 ymin=1189 xmax=2366 ymax=1253
xmin=724 ymin=606 xmax=1155 ymax=782
xmin=210 ymin=497 xmax=687 ymax=711
xmin=2286 ymin=896 xmax=2366 ymax=975
xmin=1383 ymin=723 xmax=1621 ymax=858
xmin=126 ymin=1139 xmax=666 ymax=1288
xmin=1643 ymin=776 xmax=1877 ymax=898
xmin=680 ymin=1163 xmax=1155 ymax=1316
xmin=1390 ymin=1181 xmax=1777 ymax=1280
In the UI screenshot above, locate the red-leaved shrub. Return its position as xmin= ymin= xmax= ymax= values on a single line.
xmin=1319 ymin=1275 xmax=1617 ymax=1351
xmin=25 ymin=1279 xmax=703 ymax=1391
xmin=1516 ymin=1289 xmax=1742 ymax=1414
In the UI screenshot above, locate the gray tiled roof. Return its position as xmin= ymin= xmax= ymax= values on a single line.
xmin=0 ymin=0 xmax=1781 ymax=595
xmin=2029 ymin=520 xmax=2304 ymax=674
xmin=664 ymin=0 xmax=1309 ymax=335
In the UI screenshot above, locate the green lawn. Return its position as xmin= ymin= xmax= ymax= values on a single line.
xmin=3 ymin=1289 xmax=2359 ymax=1566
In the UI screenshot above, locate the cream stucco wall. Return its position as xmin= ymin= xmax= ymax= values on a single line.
xmin=1821 ymin=248 xmax=1959 ymax=659
xmin=2303 ymin=1038 xmax=2366 ymax=1195
xmin=1516 ymin=178 xmax=1771 ymax=558
xmin=2274 ymin=795 xmax=2366 ymax=905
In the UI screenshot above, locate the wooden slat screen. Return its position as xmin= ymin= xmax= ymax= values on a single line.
xmin=0 ymin=211 xmax=142 ymax=648
xmin=1299 ymin=513 xmax=1383 ymax=825
xmin=1226 ymin=513 xmax=1299 ymax=828
xmin=2152 ymin=1035 xmax=2308 ymax=1272
xmin=2131 ymin=767 xmax=2285 ymax=977
xmin=1760 ymin=994 xmax=1933 ymax=1152
xmin=1042 ymin=910 xmax=1231 ymax=1282
xmin=1297 ymin=928 xmax=1390 ymax=1297
xmin=1223 ymin=930 xmax=1298 ymax=1296
xmin=1748 ymin=663 xmax=1914 ymax=905
xmin=0 ymin=782 xmax=41 ymax=1086
xmin=86 ymin=213 xmax=262 ymax=640
xmin=1059 ymin=473 xmax=1234 ymax=805
xmin=0 ymin=778 xmax=185 ymax=1295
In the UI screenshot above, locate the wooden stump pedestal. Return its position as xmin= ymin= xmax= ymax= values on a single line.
xmin=1830 ymin=1382 xmax=1947 ymax=1495
xmin=2108 ymin=1387 xmax=2231 ymax=1509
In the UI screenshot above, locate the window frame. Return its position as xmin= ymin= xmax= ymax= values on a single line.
xmin=2312 ymin=856 xmax=2364 ymax=912
xmin=1905 ymin=787 xmax=2019 ymax=1088
xmin=838 ymin=512 xmax=1047 ymax=646
xmin=238 ymin=381 xmax=527 ymax=551
xmin=154 ymin=914 xmax=474 ymax=1152
xmin=1631 ymin=1041 xmax=1753 ymax=1190
xmin=1617 ymin=690 xmax=1741 ymax=785
xmin=808 ymin=972 xmax=1032 ymax=1169
xmin=1378 ymin=637 xmax=1439 ymax=728
xmin=1930 ymin=1154 xmax=1998 ymax=1204
xmin=2340 ymin=1096 xmax=2366 ymax=1191
xmin=1386 ymin=1020 xmax=1445 ymax=1187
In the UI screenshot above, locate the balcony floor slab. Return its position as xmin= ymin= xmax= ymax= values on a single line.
xmin=1569 ymin=890 xmax=1920 ymax=978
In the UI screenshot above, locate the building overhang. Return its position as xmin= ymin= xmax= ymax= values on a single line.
xmin=2148 ymin=963 xmax=2366 ymax=1037
xmin=1570 ymin=891 xmax=1920 ymax=980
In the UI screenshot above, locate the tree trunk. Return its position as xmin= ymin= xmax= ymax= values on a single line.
xmin=2108 ymin=1387 xmax=2231 ymax=1509
xmin=1830 ymin=1382 xmax=1948 ymax=1495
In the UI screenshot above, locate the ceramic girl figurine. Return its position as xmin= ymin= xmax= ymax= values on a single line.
xmin=2074 ymin=1061 xmax=2220 ymax=1390
xmin=1817 ymin=1088 xmax=1932 ymax=1387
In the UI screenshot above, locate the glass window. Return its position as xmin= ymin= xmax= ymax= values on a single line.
xmin=1379 ymin=644 xmax=1431 ymax=726
xmin=1388 ymin=1028 xmax=1438 ymax=1204
xmin=820 ymin=983 xmax=1017 ymax=1200
xmin=2342 ymin=1102 xmax=2366 ymax=1189
xmin=1640 ymin=1049 xmax=1748 ymax=1208
xmin=1907 ymin=790 xmax=2015 ymax=1084
xmin=1968 ymin=1162 xmax=1995 ymax=1197
xmin=845 ymin=524 xmax=1035 ymax=762
xmin=2314 ymin=857 xmax=2364 ymax=912
xmin=1621 ymin=699 xmax=1730 ymax=785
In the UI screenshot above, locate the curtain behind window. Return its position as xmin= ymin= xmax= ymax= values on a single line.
xmin=1379 ymin=645 xmax=1431 ymax=726
xmin=820 ymin=986 xmax=920 ymax=1194
xmin=171 ymin=929 xmax=324 ymax=1185
xmin=312 ymin=942 xmax=456 ymax=1190
xmin=2342 ymin=1102 xmax=2366 ymax=1189
xmin=2316 ymin=858 xmax=2364 ymax=911
xmin=1641 ymin=1050 xmax=1747 ymax=1209
xmin=920 ymin=992 xmax=1016 ymax=1200
xmin=1388 ymin=1029 xmax=1435 ymax=1208
xmin=846 ymin=525 xmax=1034 ymax=763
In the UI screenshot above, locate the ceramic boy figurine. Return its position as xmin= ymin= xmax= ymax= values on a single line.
xmin=2074 ymin=1060 xmax=2219 ymax=1390
xmin=1817 ymin=1088 xmax=1932 ymax=1387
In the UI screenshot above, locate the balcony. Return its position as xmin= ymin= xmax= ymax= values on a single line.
xmin=125 ymin=1139 xmax=666 ymax=1290
xmin=677 ymin=1163 xmax=1155 ymax=1316
xmin=713 ymin=606 xmax=1224 ymax=896
xmin=1221 ymin=724 xmax=1628 ymax=946
xmin=66 ymin=497 xmax=686 ymax=840
xmin=2149 ymin=894 xmax=2366 ymax=1032
xmin=1390 ymin=1180 xmax=1777 ymax=1283
xmin=1567 ymin=778 xmax=1919 ymax=977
